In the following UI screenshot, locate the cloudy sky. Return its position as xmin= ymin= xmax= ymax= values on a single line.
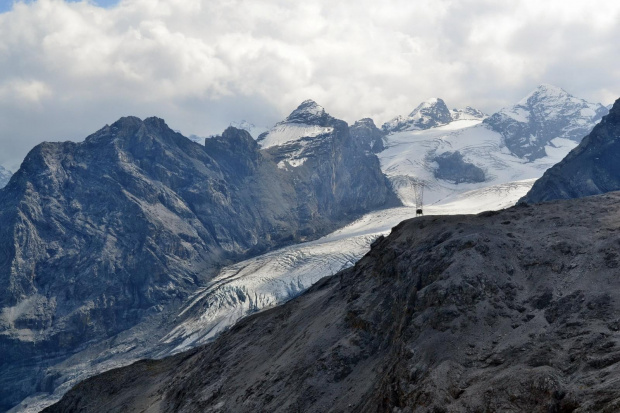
xmin=1 ymin=0 xmax=619 ymax=169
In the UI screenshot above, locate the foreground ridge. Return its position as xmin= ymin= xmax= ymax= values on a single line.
xmin=48 ymin=191 xmax=620 ymax=412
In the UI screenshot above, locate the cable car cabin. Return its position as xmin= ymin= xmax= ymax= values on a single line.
xmin=416 ymin=208 xmax=423 ymax=216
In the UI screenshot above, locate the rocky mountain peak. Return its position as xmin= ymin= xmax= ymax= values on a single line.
xmin=143 ymin=116 xmax=171 ymax=131
xmin=91 ymin=116 xmax=174 ymax=139
xmin=349 ymin=118 xmax=385 ymax=153
xmin=256 ymin=100 xmax=340 ymax=149
xmin=451 ymin=106 xmax=487 ymax=121
xmin=204 ymin=127 xmax=260 ymax=176
xmin=382 ymin=97 xmax=453 ymax=133
xmin=352 ymin=117 xmax=375 ymax=127
xmin=83 ymin=116 xmax=199 ymax=159
xmin=84 ymin=116 xmax=145 ymax=146
xmin=520 ymin=96 xmax=620 ymax=203
xmin=519 ymin=83 xmax=569 ymax=105
xmin=285 ymin=99 xmax=329 ymax=124
xmin=484 ymin=84 xmax=608 ymax=161
xmin=109 ymin=115 xmax=144 ymax=134
xmin=215 ymin=125 xmax=255 ymax=144
xmin=408 ymin=97 xmax=449 ymax=117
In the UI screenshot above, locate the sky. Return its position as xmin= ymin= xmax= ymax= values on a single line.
xmin=1 ymin=0 xmax=620 ymax=169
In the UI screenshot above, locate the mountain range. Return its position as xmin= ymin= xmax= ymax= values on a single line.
xmin=377 ymin=84 xmax=608 ymax=206
xmin=0 ymin=110 xmax=398 ymax=412
xmin=45 ymin=84 xmax=620 ymax=412
xmin=0 ymin=85 xmax=614 ymax=412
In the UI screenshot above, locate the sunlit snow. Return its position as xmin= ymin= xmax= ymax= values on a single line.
xmin=162 ymin=178 xmax=534 ymax=353
xmin=258 ymin=123 xmax=334 ymax=148
xmin=378 ymin=119 xmax=577 ymax=205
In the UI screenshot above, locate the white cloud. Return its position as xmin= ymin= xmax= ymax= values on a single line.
xmin=0 ymin=79 xmax=52 ymax=104
xmin=1 ymin=0 xmax=620 ymax=167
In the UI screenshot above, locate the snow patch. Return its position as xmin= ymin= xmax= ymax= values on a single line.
xmin=258 ymin=124 xmax=333 ymax=148
xmin=378 ymin=118 xmax=580 ymax=206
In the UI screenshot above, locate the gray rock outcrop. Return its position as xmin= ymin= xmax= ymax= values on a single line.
xmin=349 ymin=118 xmax=385 ymax=153
xmin=432 ymin=151 xmax=486 ymax=184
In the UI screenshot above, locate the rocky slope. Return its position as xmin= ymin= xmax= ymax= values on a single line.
xmin=47 ymin=191 xmax=620 ymax=412
xmin=0 ymin=165 xmax=11 ymax=188
xmin=0 ymin=112 xmax=397 ymax=411
xmin=349 ymin=118 xmax=385 ymax=153
xmin=257 ymin=100 xmax=400 ymax=218
xmin=484 ymin=84 xmax=608 ymax=160
xmin=521 ymin=98 xmax=620 ymax=204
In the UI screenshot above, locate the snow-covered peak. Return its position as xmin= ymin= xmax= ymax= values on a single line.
xmin=518 ymin=84 xmax=571 ymax=106
xmin=499 ymin=84 xmax=607 ymax=125
xmin=451 ymin=106 xmax=487 ymax=121
xmin=257 ymin=100 xmax=335 ymax=149
xmin=407 ymin=98 xmax=449 ymax=118
xmin=285 ymin=99 xmax=328 ymax=124
xmin=408 ymin=97 xmax=440 ymax=113
xmin=383 ymin=97 xmax=452 ymax=133
xmin=484 ymin=84 xmax=609 ymax=160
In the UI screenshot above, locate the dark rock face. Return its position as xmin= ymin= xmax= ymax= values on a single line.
xmin=0 ymin=114 xmax=398 ymax=411
xmin=204 ymin=127 xmax=261 ymax=176
xmin=521 ymin=98 xmax=620 ymax=204
xmin=432 ymin=151 xmax=486 ymax=184
xmin=0 ymin=165 xmax=11 ymax=188
xmin=47 ymin=192 xmax=620 ymax=412
xmin=484 ymin=84 xmax=608 ymax=161
xmin=382 ymin=98 xmax=453 ymax=132
xmin=349 ymin=118 xmax=385 ymax=153
xmin=258 ymin=101 xmax=400 ymax=223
